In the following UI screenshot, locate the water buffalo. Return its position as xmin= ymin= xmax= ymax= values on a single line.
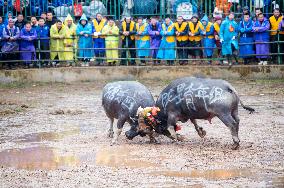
xmin=137 ymin=77 xmax=255 ymax=150
xmin=102 ymin=81 xmax=155 ymax=145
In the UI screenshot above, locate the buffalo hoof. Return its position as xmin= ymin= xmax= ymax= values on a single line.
xmin=232 ymin=143 xmax=240 ymax=150
xmin=149 ymin=137 xmax=160 ymax=144
xmin=177 ymin=134 xmax=187 ymax=142
xmin=198 ymin=129 xmax=206 ymax=138
xmin=108 ymin=131 xmax=114 ymax=138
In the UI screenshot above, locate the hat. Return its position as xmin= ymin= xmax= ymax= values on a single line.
xmin=214 ymin=15 xmax=222 ymax=21
xmin=192 ymin=14 xmax=199 ymax=19
xmin=243 ymin=6 xmax=249 ymax=10
xmin=8 ymin=18 xmax=14 ymax=23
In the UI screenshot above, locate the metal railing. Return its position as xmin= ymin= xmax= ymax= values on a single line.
xmin=0 ymin=30 xmax=283 ymax=68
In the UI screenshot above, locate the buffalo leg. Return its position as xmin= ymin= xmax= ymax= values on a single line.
xmin=111 ymin=117 xmax=126 ymax=145
xmin=231 ymin=109 xmax=240 ymax=133
xmin=167 ymin=114 xmax=178 ymax=140
xmin=190 ymin=119 xmax=206 ymax=138
xmin=108 ymin=118 xmax=114 ymax=138
xmin=218 ymin=114 xmax=240 ymax=150
xmin=148 ymin=131 xmax=159 ymax=144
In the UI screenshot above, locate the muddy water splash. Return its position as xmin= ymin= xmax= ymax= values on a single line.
xmin=0 ymin=146 xmax=79 ymax=170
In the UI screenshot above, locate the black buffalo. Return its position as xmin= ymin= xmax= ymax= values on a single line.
xmin=102 ymin=81 xmax=155 ymax=145
xmin=136 ymin=77 xmax=255 ymax=149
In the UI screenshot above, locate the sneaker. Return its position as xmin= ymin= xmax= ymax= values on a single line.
xmin=262 ymin=61 xmax=268 ymax=65
xmin=223 ymin=60 xmax=228 ymax=65
xmin=85 ymin=62 xmax=89 ymax=67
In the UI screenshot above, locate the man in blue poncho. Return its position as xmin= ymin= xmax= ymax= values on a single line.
xmin=239 ymin=13 xmax=254 ymax=65
xmin=201 ymin=15 xmax=215 ymax=65
xmin=220 ymin=11 xmax=239 ymax=65
xmin=76 ymin=14 xmax=93 ymax=66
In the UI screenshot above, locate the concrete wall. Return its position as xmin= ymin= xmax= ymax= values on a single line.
xmin=0 ymin=65 xmax=284 ymax=83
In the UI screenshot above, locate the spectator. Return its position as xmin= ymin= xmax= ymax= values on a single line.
xmin=92 ymin=13 xmax=107 ymax=66
xmin=31 ymin=16 xmax=38 ymax=29
xmin=213 ymin=16 xmax=223 ymax=65
xmin=2 ymin=19 xmax=20 ymax=69
xmin=239 ymin=13 xmax=255 ymax=65
xmin=46 ymin=12 xmax=57 ymax=28
xmin=50 ymin=20 xmax=66 ymax=66
xmin=102 ymin=17 xmax=119 ymax=66
xmin=269 ymin=8 xmax=282 ymax=63
xmin=76 ymin=14 xmax=93 ymax=66
xmin=0 ymin=0 xmax=13 ymax=17
xmin=64 ymin=14 xmax=77 ymax=64
xmin=0 ymin=16 xmax=4 ymax=60
xmin=252 ymin=13 xmax=270 ymax=65
xmin=20 ymin=22 xmax=37 ymax=68
xmin=278 ymin=17 xmax=284 ymax=63
xmin=174 ymin=16 xmax=189 ymax=65
xmin=220 ymin=12 xmax=239 ymax=65
xmin=41 ymin=12 xmax=47 ymax=21
xmin=15 ymin=14 xmax=27 ymax=31
xmin=36 ymin=18 xmax=50 ymax=67
xmin=201 ymin=15 xmax=215 ymax=65
xmin=120 ymin=16 xmax=136 ymax=66
xmin=147 ymin=17 xmax=162 ymax=65
xmin=157 ymin=17 xmax=176 ymax=66
xmin=188 ymin=15 xmax=204 ymax=63
xmin=252 ymin=8 xmax=262 ymax=21
xmin=135 ymin=17 xmax=150 ymax=66
xmin=4 ymin=11 xmax=14 ymax=25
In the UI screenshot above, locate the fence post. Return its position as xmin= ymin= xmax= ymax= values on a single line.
xmin=38 ymin=36 xmax=41 ymax=68
xmin=126 ymin=37 xmax=129 ymax=66
xmin=277 ymin=31 xmax=281 ymax=65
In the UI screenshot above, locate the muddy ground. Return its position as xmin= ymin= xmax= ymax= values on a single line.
xmin=0 ymin=79 xmax=283 ymax=188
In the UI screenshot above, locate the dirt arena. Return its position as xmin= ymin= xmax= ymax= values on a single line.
xmin=0 ymin=79 xmax=283 ymax=188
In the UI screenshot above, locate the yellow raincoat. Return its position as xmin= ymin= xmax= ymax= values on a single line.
xmin=102 ymin=22 xmax=119 ymax=63
xmin=50 ymin=23 xmax=67 ymax=60
xmin=64 ymin=14 xmax=77 ymax=61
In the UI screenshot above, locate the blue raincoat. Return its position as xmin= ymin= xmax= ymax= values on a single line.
xmin=201 ymin=15 xmax=215 ymax=57
xmin=220 ymin=17 xmax=239 ymax=56
xmin=20 ymin=27 xmax=37 ymax=65
xmin=147 ymin=22 xmax=162 ymax=58
xmin=239 ymin=18 xmax=255 ymax=58
xmin=135 ymin=22 xmax=150 ymax=57
xmin=252 ymin=18 xmax=270 ymax=59
xmin=157 ymin=21 xmax=176 ymax=60
xmin=76 ymin=14 xmax=93 ymax=59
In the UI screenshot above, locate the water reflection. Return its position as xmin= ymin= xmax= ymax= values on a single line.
xmin=0 ymin=146 xmax=79 ymax=170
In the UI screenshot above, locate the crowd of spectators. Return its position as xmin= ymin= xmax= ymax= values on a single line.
xmin=0 ymin=6 xmax=283 ymax=69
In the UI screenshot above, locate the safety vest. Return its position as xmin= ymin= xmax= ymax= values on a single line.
xmin=121 ymin=21 xmax=135 ymax=40
xmin=213 ymin=22 xmax=220 ymax=34
xmin=162 ymin=23 xmax=175 ymax=43
xmin=188 ymin=21 xmax=204 ymax=41
xmin=204 ymin=22 xmax=214 ymax=39
xmin=269 ymin=15 xmax=284 ymax=35
xmin=93 ymin=18 xmax=106 ymax=38
xmin=135 ymin=23 xmax=150 ymax=41
xmin=174 ymin=22 xmax=188 ymax=41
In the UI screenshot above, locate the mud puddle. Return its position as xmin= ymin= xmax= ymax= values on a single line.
xmin=0 ymin=146 xmax=79 ymax=170
xmin=150 ymin=168 xmax=255 ymax=180
xmin=13 ymin=129 xmax=79 ymax=143
xmin=95 ymin=146 xmax=160 ymax=169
